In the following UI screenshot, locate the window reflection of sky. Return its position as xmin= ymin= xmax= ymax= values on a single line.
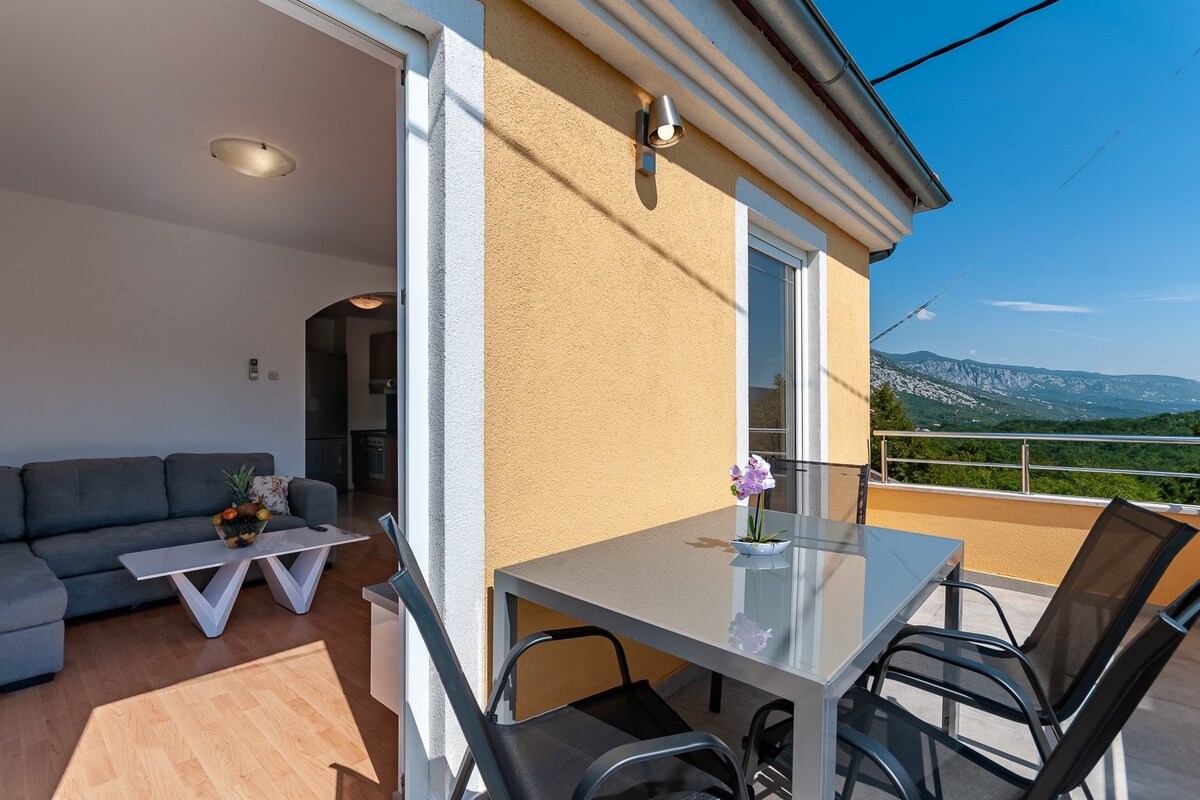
xmin=749 ymin=248 xmax=794 ymax=454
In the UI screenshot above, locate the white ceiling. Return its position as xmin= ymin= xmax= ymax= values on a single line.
xmin=0 ymin=0 xmax=397 ymax=267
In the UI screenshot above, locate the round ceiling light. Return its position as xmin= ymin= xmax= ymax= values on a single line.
xmin=209 ymin=138 xmax=296 ymax=178
xmin=349 ymin=295 xmax=385 ymax=310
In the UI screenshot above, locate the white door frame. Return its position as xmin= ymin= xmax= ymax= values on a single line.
xmin=256 ymin=2 xmax=485 ymax=799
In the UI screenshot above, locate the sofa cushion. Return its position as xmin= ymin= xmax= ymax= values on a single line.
xmin=0 ymin=542 xmax=67 ymax=633
xmin=0 ymin=466 xmax=24 ymax=542
xmin=22 ymin=457 xmax=169 ymax=539
xmin=30 ymin=514 xmax=311 ymax=579
xmin=165 ymin=453 xmax=275 ymax=518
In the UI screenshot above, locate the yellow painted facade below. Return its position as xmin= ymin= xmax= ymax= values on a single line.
xmin=868 ymin=484 xmax=1200 ymax=606
xmin=480 ymin=0 xmax=873 ymax=708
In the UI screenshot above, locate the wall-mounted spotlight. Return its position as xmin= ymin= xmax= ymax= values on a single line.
xmin=636 ymin=95 xmax=685 ymax=175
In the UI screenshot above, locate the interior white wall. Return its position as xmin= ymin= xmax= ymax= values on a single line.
xmin=346 ymin=316 xmax=397 ymax=432
xmin=0 ymin=188 xmax=395 ymax=474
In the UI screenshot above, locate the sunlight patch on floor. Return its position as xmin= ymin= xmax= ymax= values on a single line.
xmin=52 ymin=641 xmax=379 ymax=800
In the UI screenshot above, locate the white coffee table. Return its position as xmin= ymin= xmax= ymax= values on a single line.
xmin=119 ymin=525 xmax=368 ymax=637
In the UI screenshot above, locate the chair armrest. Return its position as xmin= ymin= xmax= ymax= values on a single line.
xmin=884 ymin=624 xmax=1060 ymax=732
xmin=484 ymin=626 xmax=631 ymax=720
xmin=837 ymin=723 xmax=922 ymax=800
xmin=288 ymin=478 xmax=336 ymax=526
xmin=572 ymin=731 xmax=751 ymax=800
xmin=742 ymin=698 xmax=794 ymax=775
xmin=875 ymin=641 xmax=1053 ymax=761
xmin=448 ymin=627 xmax=635 ymax=800
xmin=940 ymin=579 xmax=1020 ymax=646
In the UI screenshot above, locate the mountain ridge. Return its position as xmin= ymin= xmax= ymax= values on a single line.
xmin=872 ymin=350 xmax=1200 ymax=425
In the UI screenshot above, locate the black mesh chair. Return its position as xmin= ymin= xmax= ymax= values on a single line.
xmin=709 ymin=459 xmax=869 ymax=713
xmin=764 ymin=459 xmax=869 ymax=521
xmin=873 ymin=497 xmax=1196 ymax=748
xmin=742 ymin=576 xmax=1200 ymax=799
xmin=378 ymin=514 xmax=751 ymax=800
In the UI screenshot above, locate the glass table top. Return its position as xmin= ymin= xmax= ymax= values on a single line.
xmin=498 ymin=507 xmax=961 ymax=683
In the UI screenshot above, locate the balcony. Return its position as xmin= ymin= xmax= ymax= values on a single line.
xmin=871 ymin=430 xmax=1200 ymax=605
xmin=2 ymin=478 xmax=1195 ymax=799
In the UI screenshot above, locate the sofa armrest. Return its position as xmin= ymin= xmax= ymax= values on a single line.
xmin=289 ymin=478 xmax=337 ymax=526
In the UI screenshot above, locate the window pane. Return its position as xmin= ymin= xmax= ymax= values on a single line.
xmin=748 ymin=246 xmax=796 ymax=462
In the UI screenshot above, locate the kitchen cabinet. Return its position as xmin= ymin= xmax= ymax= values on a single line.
xmin=369 ymin=330 xmax=397 ymax=382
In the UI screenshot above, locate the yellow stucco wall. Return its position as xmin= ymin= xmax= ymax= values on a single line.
xmin=481 ymin=0 xmax=873 ymax=711
xmin=869 ymin=485 xmax=1200 ymax=606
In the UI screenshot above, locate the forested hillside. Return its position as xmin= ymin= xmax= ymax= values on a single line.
xmin=872 ymin=384 xmax=1200 ymax=505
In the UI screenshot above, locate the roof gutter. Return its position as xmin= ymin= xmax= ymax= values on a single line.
xmin=736 ymin=0 xmax=951 ymax=212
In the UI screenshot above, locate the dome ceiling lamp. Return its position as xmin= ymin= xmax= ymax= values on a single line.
xmin=209 ymin=138 xmax=297 ymax=178
xmin=635 ymin=95 xmax=685 ymax=176
xmin=349 ymin=295 xmax=385 ymax=310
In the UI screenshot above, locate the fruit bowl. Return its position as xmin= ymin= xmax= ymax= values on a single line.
xmin=215 ymin=517 xmax=268 ymax=548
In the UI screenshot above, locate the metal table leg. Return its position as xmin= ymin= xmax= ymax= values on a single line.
xmin=942 ymin=561 xmax=963 ymax=735
xmin=490 ymin=573 xmax=520 ymax=724
xmin=790 ymin=681 xmax=838 ymax=800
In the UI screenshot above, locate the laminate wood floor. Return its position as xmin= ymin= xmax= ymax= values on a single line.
xmin=0 ymin=492 xmax=400 ymax=800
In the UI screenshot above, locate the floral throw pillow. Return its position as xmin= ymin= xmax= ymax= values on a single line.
xmin=251 ymin=475 xmax=292 ymax=515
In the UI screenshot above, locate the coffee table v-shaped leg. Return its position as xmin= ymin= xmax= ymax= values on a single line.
xmin=168 ymin=559 xmax=251 ymax=638
xmin=260 ymin=546 xmax=331 ymax=614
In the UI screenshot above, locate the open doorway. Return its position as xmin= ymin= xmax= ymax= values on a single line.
xmin=306 ymin=294 xmax=401 ymax=496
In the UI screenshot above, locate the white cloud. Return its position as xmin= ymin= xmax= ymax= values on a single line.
xmin=986 ymin=300 xmax=1095 ymax=313
xmin=968 ymin=349 xmax=977 ymax=356
xmin=1125 ymin=283 xmax=1200 ymax=303
xmin=1040 ymin=327 xmax=1115 ymax=344
xmin=915 ymin=308 xmax=936 ymax=321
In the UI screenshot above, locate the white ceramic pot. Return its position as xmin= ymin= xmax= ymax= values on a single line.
xmin=730 ymin=539 xmax=789 ymax=556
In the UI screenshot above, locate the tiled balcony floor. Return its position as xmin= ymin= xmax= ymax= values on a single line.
xmin=667 ymin=583 xmax=1200 ymax=799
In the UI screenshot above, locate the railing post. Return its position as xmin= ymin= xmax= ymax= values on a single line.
xmin=1021 ymin=440 xmax=1030 ymax=494
xmin=880 ymin=437 xmax=889 ymax=483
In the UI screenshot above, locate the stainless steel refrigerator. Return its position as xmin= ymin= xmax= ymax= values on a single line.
xmin=305 ymin=352 xmax=348 ymax=491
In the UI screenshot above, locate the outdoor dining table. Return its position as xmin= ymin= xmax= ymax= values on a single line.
xmin=492 ymin=506 xmax=964 ymax=800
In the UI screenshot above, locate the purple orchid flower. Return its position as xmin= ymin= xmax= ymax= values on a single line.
xmin=730 ymin=455 xmax=780 ymax=542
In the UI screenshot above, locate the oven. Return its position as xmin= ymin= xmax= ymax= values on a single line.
xmin=365 ymin=436 xmax=387 ymax=481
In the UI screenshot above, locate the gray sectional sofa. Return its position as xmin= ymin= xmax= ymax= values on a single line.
xmin=0 ymin=452 xmax=336 ymax=691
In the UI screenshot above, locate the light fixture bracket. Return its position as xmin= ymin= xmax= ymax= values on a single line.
xmin=636 ymin=109 xmax=656 ymax=176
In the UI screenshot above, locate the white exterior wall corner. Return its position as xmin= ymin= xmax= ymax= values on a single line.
xmin=346 ymin=2 xmax=485 ymax=799
xmin=522 ymin=0 xmax=916 ymax=251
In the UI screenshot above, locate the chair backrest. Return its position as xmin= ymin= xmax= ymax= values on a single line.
xmin=767 ymin=459 xmax=869 ymax=523
xmin=1027 ymin=576 xmax=1200 ymax=800
xmin=379 ymin=514 xmax=518 ymax=800
xmin=1022 ymin=497 xmax=1196 ymax=718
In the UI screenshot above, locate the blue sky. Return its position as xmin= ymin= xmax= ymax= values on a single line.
xmin=818 ymin=1 xmax=1200 ymax=380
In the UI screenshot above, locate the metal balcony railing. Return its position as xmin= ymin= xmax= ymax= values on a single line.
xmin=874 ymin=430 xmax=1200 ymax=495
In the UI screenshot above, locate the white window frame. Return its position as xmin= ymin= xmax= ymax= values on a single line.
xmin=747 ymin=231 xmax=802 ymax=463
xmin=735 ymin=178 xmax=829 ymax=471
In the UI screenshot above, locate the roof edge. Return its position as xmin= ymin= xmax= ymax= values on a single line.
xmin=737 ymin=0 xmax=951 ymax=212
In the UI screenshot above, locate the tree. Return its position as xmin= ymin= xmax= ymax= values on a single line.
xmin=870 ymin=384 xmax=930 ymax=482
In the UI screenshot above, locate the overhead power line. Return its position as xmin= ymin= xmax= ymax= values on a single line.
xmin=871 ymin=44 xmax=1200 ymax=345
xmin=871 ymin=0 xmax=1062 ymax=86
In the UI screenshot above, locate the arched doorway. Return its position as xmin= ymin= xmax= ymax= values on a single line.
xmin=305 ymin=294 xmax=400 ymax=495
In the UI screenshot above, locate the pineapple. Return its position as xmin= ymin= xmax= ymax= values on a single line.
xmin=222 ymin=465 xmax=260 ymax=521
